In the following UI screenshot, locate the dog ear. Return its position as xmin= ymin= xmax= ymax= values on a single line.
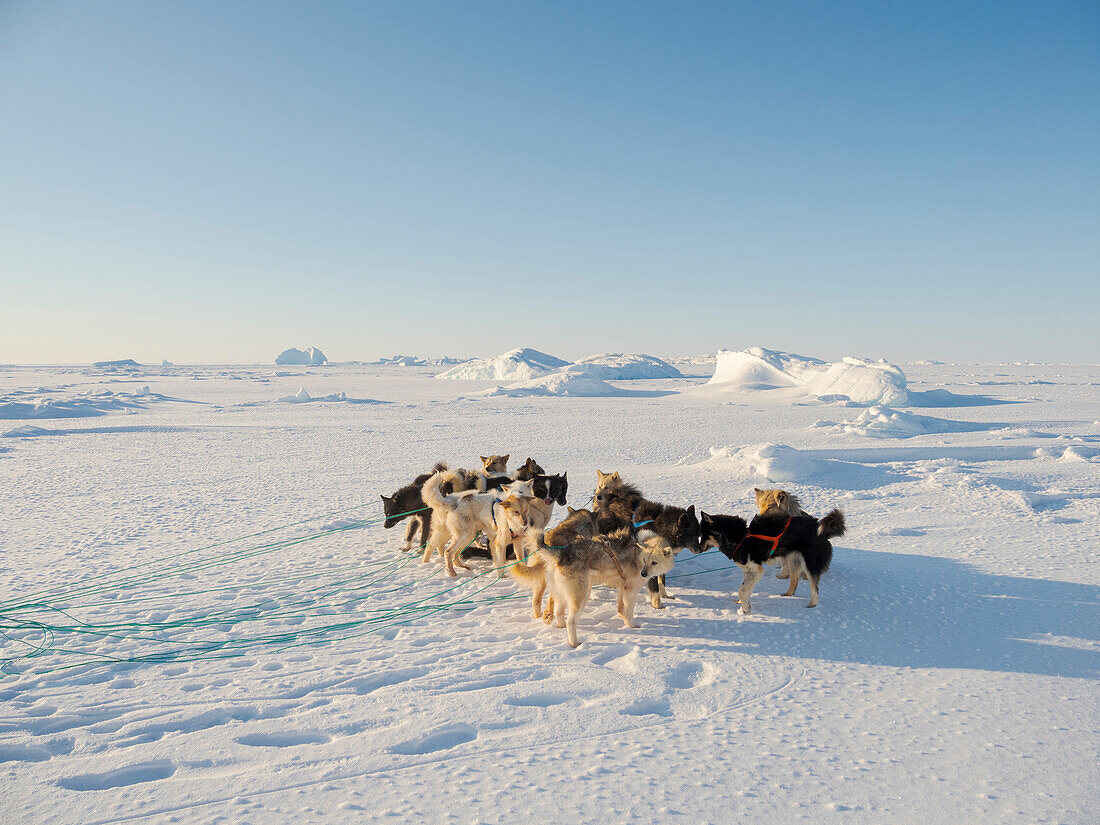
xmin=611 ymin=472 xmax=620 ymax=481
xmin=753 ymin=487 xmax=762 ymax=495
xmin=501 ymin=454 xmax=510 ymax=465
xmin=480 ymin=456 xmax=489 ymax=466
xmin=562 ymin=471 xmax=567 ymax=480
xmin=685 ymin=504 xmax=695 ymax=517
xmin=380 ymin=494 xmax=391 ymax=504
xmin=567 ymin=506 xmax=577 ymax=514
xmin=596 ymin=470 xmax=608 ymax=482
xmin=777 ymin=491 xmax=788 ymax=505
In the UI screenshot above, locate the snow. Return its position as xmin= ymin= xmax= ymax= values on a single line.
xmin=275 ymin=347 xmax=328 ymax=366
xmin=435 ymin=347 xmax=569 ymax=380
xmin=706 ymin=347 xmax=910 ymax=405
xmin=482 ymin=369 xmax=631 ymax=397
xmin=0 ymin=387 xmax=169 ymax=419
xmin=0 ymin=360 xmax=1096 ymax=824
xmin=566 ymin=353 xmax=682 ymax=379
xmin=811 ymin=406 xmax=998 ymax=438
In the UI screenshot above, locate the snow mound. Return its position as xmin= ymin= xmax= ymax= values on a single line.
xmin=567 ymin=353 xmax=682 ymax=380
xmin=275 ymin=347 xmax=328 ymax=366
xmin=3 ymin=424 xmax=51 ymax=437
xmin=811 ymin=406 xmax=992 ymax=439
xmin=706 ymin=347 xmax=909 ymax=406
xmin=482 ymin=369 xmax=629 ymax=397
xmin=0 ymin=388 xmax=165 ymax=420
xmin=435 ymin=348 xmax=569 ymax=381
xmin=698 ymin=443 xmax=823 ymax=483
xmin=692 ymin=442 xmax=897 ymax=489
xmin=277 ymin=388 xmax=347 ymax=403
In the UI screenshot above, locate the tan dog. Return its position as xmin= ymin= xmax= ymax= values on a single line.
xmin=421 ymin=474 xmax=534 ymax=576
xmin=511 ymin=528 xmax=674 ymax=648
xmin=754 ymin=487 xmax=809 ymax=582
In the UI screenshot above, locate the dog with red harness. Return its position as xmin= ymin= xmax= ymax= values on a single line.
xmin=695 ymin=507 xmax=845 ymax=614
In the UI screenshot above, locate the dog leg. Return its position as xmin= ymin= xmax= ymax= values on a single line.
xmin=781 ymin=554 xmax=802 ymax=596
xmin=443 ymin=532 xmax=473 ymax=577
xmin=659 ymin=574 xmax=675 ymax=600
xmin=564 ymin=581 xmax=589 ymax=648
xmin=806 ymin=562 xmax=820 ymax=608
xmin=543 ymin=594 xmax=558 ymax=625
xmin=738 ymin=563 xmax=764 ymax=615
xmin=619 ymin=586 xmax=640 ymax=628
xmin=419 ymin=510 xmax=432 ymax=553
xmin=531 ymin=578 xmax=546 ymax=619
xmin=647 ymin=576 xmax=663 ymax=610
xmin=401 ymin=517 xmax=418 ymax=552
xmin=776 ymin=557 xmax=791 ymax=579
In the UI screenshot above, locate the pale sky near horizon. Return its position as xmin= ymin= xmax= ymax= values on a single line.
xmin=1 ymin=1 xmax=1098 ymax=365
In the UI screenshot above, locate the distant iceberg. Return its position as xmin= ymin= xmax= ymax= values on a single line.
xmin=275 ymin=347 xmax=328 ymax=366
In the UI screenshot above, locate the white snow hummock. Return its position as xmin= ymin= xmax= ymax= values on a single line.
xmin=705 ymin=347 xmax=909 ymax=405
xmin=811 ymin=406 xmax=994 ymax=439
xmin=275 ymin=347 xmax=328 ymax=366
xmin=566 ymin=353 xmax=682 ymax=380
xmin=482 ymin=369 xmax=630 ymax=398
xmin=276 ymin=388 xmax=347 ymax=403
xmin=435 ymin=348 xmax=569 ymax=381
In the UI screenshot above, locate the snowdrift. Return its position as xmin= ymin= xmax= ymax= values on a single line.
xmin=275 ymin=347 xmax=328 ymax=366
xmin=811 ymin=406 xmax=996 ymax=439
xmin=567 ymin=353 xmax=682 ymax=380
xmin=705 ymin=348 xmax=909 ymax=406
xmin=435 ymin=348 xmax=569 ymax=381
xmin=482 ymin=370 xmax=630 ymax=397
xmin=692 ymin=442 xmax=897 ymax=489
xmin=0 ymin=388 xmax=163 ymax=420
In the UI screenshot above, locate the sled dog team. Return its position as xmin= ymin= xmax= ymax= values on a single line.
xmin=382 ymin=455 xmax=846 ymax=647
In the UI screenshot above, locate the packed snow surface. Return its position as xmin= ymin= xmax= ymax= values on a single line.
xmin=435 ymin=347 xmax=569 ymax=380
xmin=566 ymin=353 xmax=682 ymax=379
xmin=275 ymin=347 xmax=328 ymax=366
xmin=707 ymin=347 xmax=910 ymax=405
xmin=0 ymin=361 xmax=1096 ymax=825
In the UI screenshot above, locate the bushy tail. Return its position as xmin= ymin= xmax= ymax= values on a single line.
xmin=509 ymin=553 xmax=547 ymax=587
xmin=432 ymin=461 xmax=448 ymax=473
xmin=818 ymin=509 xmax=846 ymax=540
xmin=421 ymin=470 xmax=457 ymax=510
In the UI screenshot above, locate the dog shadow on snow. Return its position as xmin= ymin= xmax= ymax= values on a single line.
xmin=639 ymin=548 xmax=1099 ymax=680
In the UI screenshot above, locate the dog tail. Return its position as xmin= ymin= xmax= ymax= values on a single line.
xmin=509 ymin=553 xmax=547 ymax=586
xmin=421 ymin=470 xmax=457 ymax=510
xmin=432 ymin=461 xmax=448 ymax=474
xmin=818 ymin=509 xmax=846 ymax=540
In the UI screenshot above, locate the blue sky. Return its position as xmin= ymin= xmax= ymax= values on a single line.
xmin=1 ymin=1 xmax=1097 ymax=364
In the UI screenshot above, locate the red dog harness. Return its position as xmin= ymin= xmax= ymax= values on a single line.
xmin=736 ymin=517 xmax=791 ymax=558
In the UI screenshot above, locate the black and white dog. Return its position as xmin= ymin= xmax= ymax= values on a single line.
xmin=696 ymin=509 xmax=845 ymax=614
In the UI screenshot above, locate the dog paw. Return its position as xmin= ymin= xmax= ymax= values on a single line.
xmin=738 ymin=605 xmax=751 ymax=615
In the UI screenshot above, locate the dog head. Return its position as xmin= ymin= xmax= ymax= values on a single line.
xmin=481 ymin=454 xmax=510 ymax=474
xmin=669 ymin=504 xmax=701 ymax=553
xmin=593 ymin=470 xmax=640 ymax=510
xmin=380 ymin=494 xmax=402 ymax=528
xmin=495 ymin=495 xmax=530 ymax=533
xmin=754 ymin=487 xmax=806 ymax=516
xmin=697 ymin=511 xmax=748 ymax=554
xmin=512 ymin=457 xmax=545 ymax=480
xmin=636 ymin=530 xmax=676 ymax=579
xmin=534 ymin=472 xmax=568 ymax=506
xmin=502 ymin=478 xmax=535 ymax=499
